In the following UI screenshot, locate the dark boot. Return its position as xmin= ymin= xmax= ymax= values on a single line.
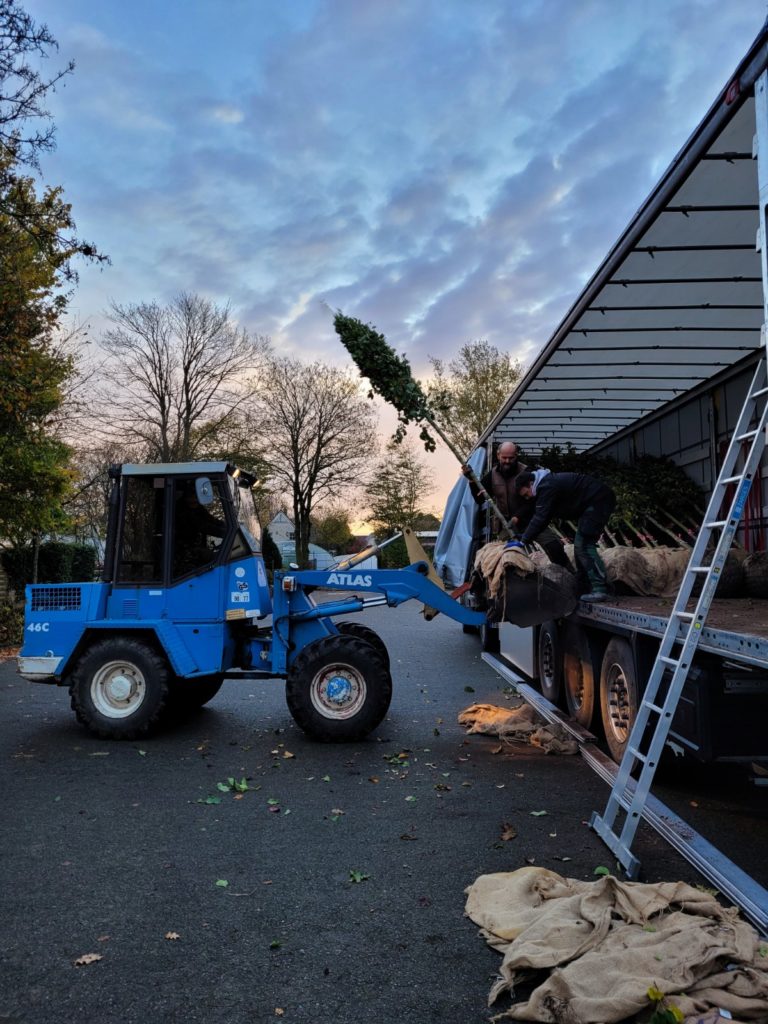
xmin=575 ymin=533 xmax=608 ymax=601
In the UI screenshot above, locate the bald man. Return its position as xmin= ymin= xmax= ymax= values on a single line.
xmin=461 ymin=442 xmax=570 ymax=569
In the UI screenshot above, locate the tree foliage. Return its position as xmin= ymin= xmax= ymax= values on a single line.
xmin=99 ymin=293 xmax=269 ymax=463
xmin=0 ymin=2 xmax=104 ymax=276
xmin=311 ymin=506 xmax=353 ymax=554
xmin=0 ymin=3 xmax=104 ymax=549
xmin=427 ymin=340 xmax=523 ymax=458
xmin=0 ymin=152 xmax=79 ymax=543
xmin=256 ymin=357 xmax=377 ymax=567
xmin=537 ymin=445 xmax=703 ymax=541
xmin=334 ymin=312 xmax=439 ymax=450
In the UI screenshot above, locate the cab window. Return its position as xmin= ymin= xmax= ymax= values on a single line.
xmin=117 ymin=476 xmax=166 ymax=583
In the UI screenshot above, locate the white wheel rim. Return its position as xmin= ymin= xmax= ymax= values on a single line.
xmin=91 ymin=660 xmax=147 ymax=718
xmin=310 ymin=661 xmax=367 ymax=720
xmin=606 ymin=661 xmax=632 ymax=743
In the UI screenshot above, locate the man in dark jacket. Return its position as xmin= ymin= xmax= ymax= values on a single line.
xmin=514 ymin=469 xmax=616 ymax=601
xmin=461 ymin=442 xmax=569 ymax=568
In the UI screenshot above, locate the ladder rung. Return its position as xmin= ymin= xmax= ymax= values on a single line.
xmin=659 ymin=656 xmax=679 ymax=667
xmin=721 ymin=475 xmax=743 ymax=484
xmin=690 ymin=566 xmax=709 ymax=573
xmin=706 ymin=520 xmax=727 ymax=528
xmin=751 ymin=385 xmax=768 ymax=397
xmin=628 ymin=746 xmax=647 ymax=763
xmin=643 ymin=702 xmax=664 ymax=715
xmin=674 ymin=611 xmax=694 ymax=620
xmin=736 ymin=430 xmax=758 ymax=441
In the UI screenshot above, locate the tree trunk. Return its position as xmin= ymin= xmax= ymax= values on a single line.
xmin=32 ymin=533 xmax=40 ymax=584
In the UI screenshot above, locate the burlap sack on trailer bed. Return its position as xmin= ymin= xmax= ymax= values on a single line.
xmin=473 ymin=542 xmax=578 ymax=627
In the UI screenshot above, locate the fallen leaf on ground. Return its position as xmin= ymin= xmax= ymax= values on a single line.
xmin=400 ymin=833 xmax=418 ymax=841
xmin=368 ymin=776 xmax=379 ymax=783
xmin=275 ymin=1011 xmax=285 ymax=1018
xmin=530 ymin=810 xmax=547 ymax=816
xmin=97 ymin=935 xmax=109 ymax=942
xmin=74 ymin=953 xmax=102 ymax=966
xmin=491 ymin=745 xmax=503 ymax=755
xmin=331 ymin=808 xmax=344 ymax=815
xmin=215 ymin=879 xmax=229 ymax=887
xmin=500 ymin=822 xmax=517 ymax=841
xmin=282 ymin=751 xmax=295 ymax=759
xmin=165 ymin=932 xmax=181 ymax=940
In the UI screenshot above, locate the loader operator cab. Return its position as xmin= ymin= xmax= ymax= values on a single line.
xmin=104 ymin=462 xmax=261 ymax=586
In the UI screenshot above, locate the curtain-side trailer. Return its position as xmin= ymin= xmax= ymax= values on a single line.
xmin=434 ymin=20 xmax=768 ymax=769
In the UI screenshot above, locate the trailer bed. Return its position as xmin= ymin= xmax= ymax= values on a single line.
xmin=578 ymin=596 xmax=768 ymax=668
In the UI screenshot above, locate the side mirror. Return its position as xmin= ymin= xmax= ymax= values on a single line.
xmin=195 ymin=477 xmax=214 ymax=506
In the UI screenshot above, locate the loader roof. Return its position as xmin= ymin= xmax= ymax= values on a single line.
xmin=482 ymin=20 xmax=768 ymax=455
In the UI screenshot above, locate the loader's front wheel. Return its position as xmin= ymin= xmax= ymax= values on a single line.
xmin=69 ymin=637 xmax=170 ymax=740
xmin=336 ymin=621 xmax=390 ymax=669
xmin=286 ymin=635 xmax=392 ymax=742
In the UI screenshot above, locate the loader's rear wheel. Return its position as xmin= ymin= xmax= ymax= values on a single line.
xmin=286 ymin=635 xmax=392 ymax=742
xmin=336 ymin=621 xmax=390 ymax=669
xmin=69 ymin=637 xmax=170 ymax=740
xmin=167 ymin=675 xmax=224 ymax=714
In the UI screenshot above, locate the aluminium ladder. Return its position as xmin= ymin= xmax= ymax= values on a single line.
xmin=590 ymin=357 xmax=768 ymax=878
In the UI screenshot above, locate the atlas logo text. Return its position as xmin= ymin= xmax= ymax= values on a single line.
xmin=326 ymin=572 xmax=372 ymax=587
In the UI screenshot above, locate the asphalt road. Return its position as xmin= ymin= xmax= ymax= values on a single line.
xmin=1 ymin=603 xmax=766 ymax=1024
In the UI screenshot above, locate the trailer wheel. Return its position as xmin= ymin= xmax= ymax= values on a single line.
xmin=286 ymin=635 xmax=392 ymax=742
xmin=599 ymin=638 xmax=638 ymax=764
xmin=69 ymin=637 xmax=170 ymax=740
xmin=336 ymin=621 xmax=390 ymax=669
xmin=537 ymin=621 xmax=562 ymax=704
xmin=562 ymin=623 xmax=595 ymax=727
xmin=167 ymin=675 xmax=224 ymax=714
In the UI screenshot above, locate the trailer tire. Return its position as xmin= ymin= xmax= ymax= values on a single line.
xmin=69 ymin=637 xmax=170 ymax=740
xmin=286 ymin=635 xmax=392 ymax=742
xmin=167 ymin=675 xmax=224 ymax=714
xmin=562 ymin=623 xmax=595 ymax=728
xmin=599 ymin=638 xmax=638 ymax=764
xmin=537 ymin=621 xmax=562 ymax=704
xmin=336 ymin=621 xmax=390 ymax=669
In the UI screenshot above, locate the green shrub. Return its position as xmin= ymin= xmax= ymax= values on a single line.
xmin=0 ymin=603 xmax=24 ymax=647
xmin=70 ymin=544 xmax=97 ymax=581
xmin=1 ymin=541 xmax=99 ymax=591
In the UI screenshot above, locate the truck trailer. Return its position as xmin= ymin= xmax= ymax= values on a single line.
xmin=435 ymin=20 xmax=768 ymax=771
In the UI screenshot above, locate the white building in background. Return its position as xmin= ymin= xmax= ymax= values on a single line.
xmin=266 ymin=511 xmax=294 ymax=544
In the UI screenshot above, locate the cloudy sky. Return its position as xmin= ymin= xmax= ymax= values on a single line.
xmin=23 ymin=0 xmax=765 ymax=506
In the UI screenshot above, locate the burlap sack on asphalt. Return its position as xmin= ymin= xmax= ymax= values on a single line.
xmin=465 ymin=866 xmax=768 ymax=1022
xmin=458 ymin=703 xmax=578 ymax=755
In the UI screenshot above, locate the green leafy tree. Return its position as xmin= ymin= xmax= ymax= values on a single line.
xmin=311 ymin=507 xmax=354 ymax=554
xmin=427 ymin=340 xmax=523 ymax=458
xmin=365 ymin=441 xmax=435 ymax=566
xmin=0 ymin=155 xmax=78 ymax=545
xmin=0 ymin=3 xmax=104 ymax=553
xmin=256 ymin=357 xmax=377 ymax=567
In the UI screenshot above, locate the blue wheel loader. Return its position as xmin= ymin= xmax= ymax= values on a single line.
xmin=17 ymin=462 xmax=485 ymax=741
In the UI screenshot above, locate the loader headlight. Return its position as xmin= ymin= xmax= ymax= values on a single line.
xmin=282 ymin=576 xmax=297 ymax=592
